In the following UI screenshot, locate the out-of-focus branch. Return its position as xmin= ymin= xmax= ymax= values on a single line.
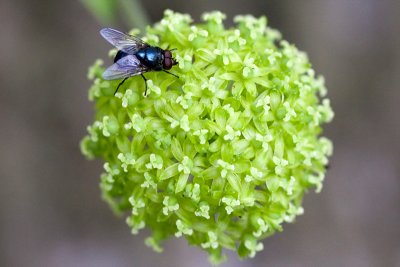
xmin=82 ymin=0 xmax=150 ymax=32
xmin=81 ymin=0 xmax=118 ymax=25
xmin=117 ymin=0 xmax=150 ymax=32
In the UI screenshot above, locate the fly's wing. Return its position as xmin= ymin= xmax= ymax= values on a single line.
xmin=103 ymin=55 xmax=148 ymax=80
xmin=100 ymin=28 xmax=148 ymax=54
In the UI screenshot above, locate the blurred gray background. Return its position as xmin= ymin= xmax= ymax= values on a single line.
xmin=1 ymin=0 xmax=399 ymax=266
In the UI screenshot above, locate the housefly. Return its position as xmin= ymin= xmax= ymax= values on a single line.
xmin=100 ymin=28 xmax=178 ymax=96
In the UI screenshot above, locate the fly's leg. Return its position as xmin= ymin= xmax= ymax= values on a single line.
xmin=163 ymin=70 xmax=179 ymax=78
xmin=141 ymin=74 xmax=148 ymax=96
xmin=115 ymin=77 xmax=129 ymax=95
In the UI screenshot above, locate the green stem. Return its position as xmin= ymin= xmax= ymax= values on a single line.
xmin=117 ymin=0 xmax=150 ymax=32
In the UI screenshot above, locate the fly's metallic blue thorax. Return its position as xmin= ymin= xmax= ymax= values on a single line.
xmin=113 ymin=47 xmax=164 ymax=70
xmin=136 ymin=47 xmax=164 ymax=70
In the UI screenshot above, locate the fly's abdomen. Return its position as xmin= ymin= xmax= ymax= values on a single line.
xmin=114 ymin=50 xmax=128 ymax=63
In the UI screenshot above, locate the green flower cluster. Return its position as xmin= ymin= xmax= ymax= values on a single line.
xmin=81 ymin=10 xmax=333 ymax=264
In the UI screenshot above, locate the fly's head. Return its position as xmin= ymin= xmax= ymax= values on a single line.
xmin=162 ymin=50 xmax=178 ymax=70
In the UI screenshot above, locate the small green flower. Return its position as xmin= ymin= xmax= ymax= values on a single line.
xmin=201 ymin=231 xmax=219 ymax=249
xmin=81 ymin=10 xmax=334 ymax=264
xmin=243 ymin=237 xmax=264 ymax=258
xmin=175 ymin=219 xmax=193 ymax=237
xmin=195 ymin=202 xmax=210 ymax=219
xmin=162 ymin=196 xmax=179 ymax=216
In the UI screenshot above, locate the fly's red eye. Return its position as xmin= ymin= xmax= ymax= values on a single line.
xmin=164 ymin=50 xmax=172 ymax=59
xmin=163 ymin=57 xmax=172 ymax=69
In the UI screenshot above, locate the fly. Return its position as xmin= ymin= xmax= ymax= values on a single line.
xmin=100 ymin=28 xmax=178 ymax=96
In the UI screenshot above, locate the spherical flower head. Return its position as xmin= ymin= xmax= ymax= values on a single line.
xmin=81 ymin=10 xmax=334 ymax=264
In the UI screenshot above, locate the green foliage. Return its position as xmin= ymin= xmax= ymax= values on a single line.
xmin=81 ymin=10 xmax=334 ymax=264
